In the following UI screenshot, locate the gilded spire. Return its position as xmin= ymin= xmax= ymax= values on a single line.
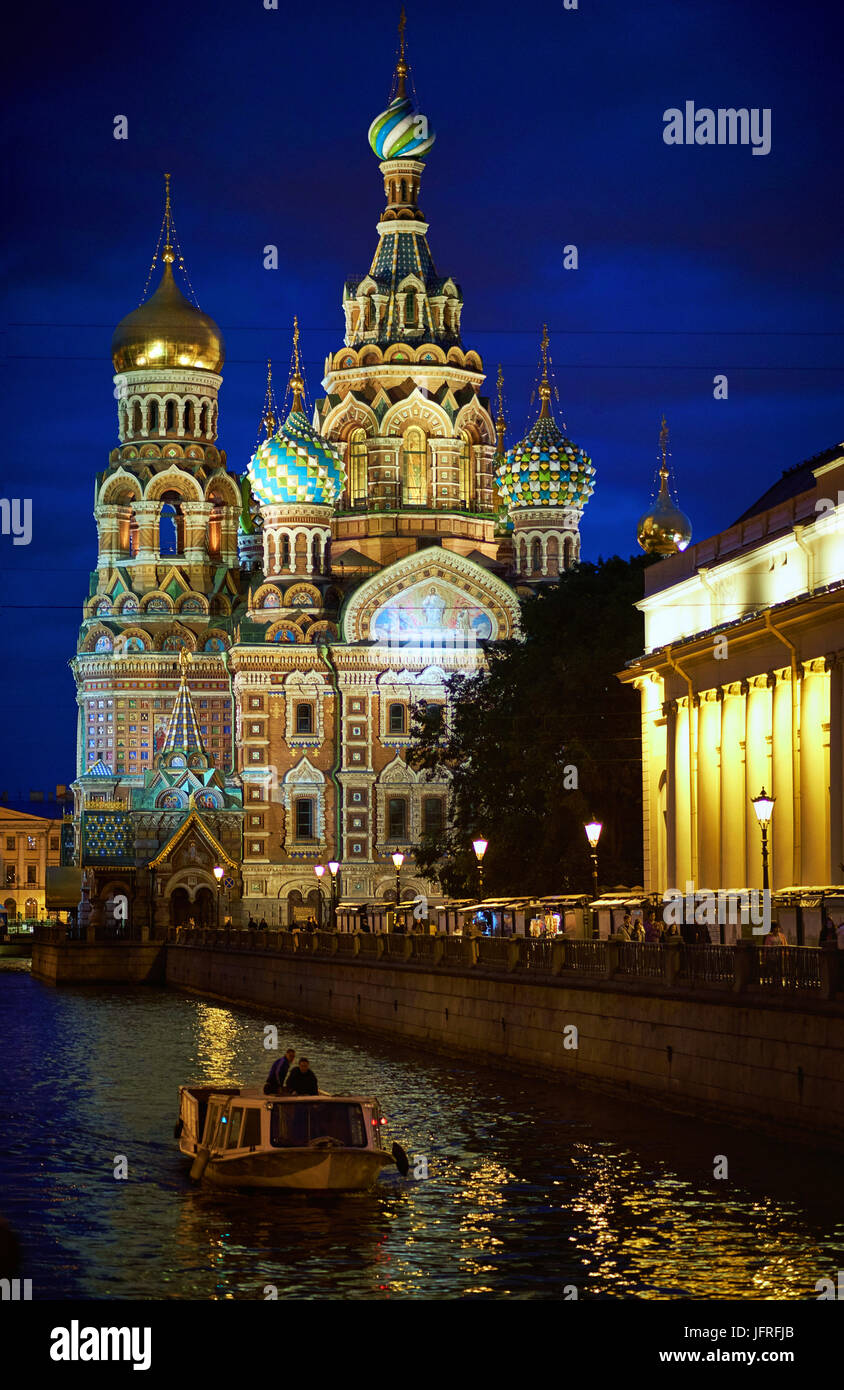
xmin=636 ymin=413 xmax=692 ymax=556
xmin=395 ymin=7 xmax=409 ymax=100
xmin=658 ymin=412 xmax=670 ymax=493
xmin=162 ymin=172 xmax=174 ymax=264
xmin=263 ymin=359 xmax=276 ymax=438
xmin=495 ymin=363 xmax=507 ymax=455
xmin=289 ymin=317 xmax=305 ymax=413
xmin=538 ymin=324 xmax=552 ymax=416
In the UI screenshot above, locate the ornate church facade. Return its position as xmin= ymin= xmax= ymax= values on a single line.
xmin=69 ymin=21 xmax=596 ymax=929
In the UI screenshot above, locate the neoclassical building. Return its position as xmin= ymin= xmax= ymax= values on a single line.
xmin=69 ymin=22 xmax=597 ymax=927
xmin=621 ymin=441 xmax=844 ymax=894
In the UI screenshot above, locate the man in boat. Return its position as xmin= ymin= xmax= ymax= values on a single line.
xmin=285 ymin=1057 xmax=319 ymax=1096
xmin=264 ymin=1046 xmax=296 ymax=1094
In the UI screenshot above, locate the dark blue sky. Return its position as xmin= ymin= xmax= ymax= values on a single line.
xmin=3 ymin=0 xmax=842 ymax=796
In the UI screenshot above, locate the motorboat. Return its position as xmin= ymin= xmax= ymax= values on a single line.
xmin=175 ymin=1084 xmax=410 ymax=1191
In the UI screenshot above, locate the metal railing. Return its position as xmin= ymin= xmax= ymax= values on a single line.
xmin=753 ymin=945 xmax=821 ymax=991
xmin=678 ymin=943 xmax=736 ymax=987
xmin=616 ymin=942 xmax=665 ymax=978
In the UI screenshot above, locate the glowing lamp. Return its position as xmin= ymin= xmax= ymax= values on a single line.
xmin=314 ymin=864 xmax=325 ymax=879
xmin=584 ymin=821 xmax=603 ymax=849
xmin=751 ymin=789 xmax=775 ymax=828
xmin=392 ymin=851 xmax=405 ymax=870
xmin=472 ymin=838 xmax=488 ymax=861
xmin=328 ymin=860 xmax=340 ymax=877
xmin=213 ymin=864 xmax=224 ymax=882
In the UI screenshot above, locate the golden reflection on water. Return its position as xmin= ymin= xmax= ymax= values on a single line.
xmin=194 ymin=1003 xmax=243 ymax=1082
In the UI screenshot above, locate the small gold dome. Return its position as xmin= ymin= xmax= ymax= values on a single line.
xmin=111 ymin=261 xmax=224 ymax=374
xmin=637 ymin=492 xmax=693 ymax=555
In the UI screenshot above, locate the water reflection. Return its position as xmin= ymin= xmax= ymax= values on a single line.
xmin=0 ymin=962 xmax=841 ymax=1300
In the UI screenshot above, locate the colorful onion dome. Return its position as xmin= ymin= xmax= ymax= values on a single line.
xmin=247 ymin=325 xmax=344 ymax=508
xmin=368 ymin=11 xmax=435 ymax=161
xmin=369 ymin=95 xmax=435 ymax=161
xmin=637 ymin=416 xmax=692 ymax=555
xmin=249 ymin=410 xmax=344 ymax=507
xmin=496 ymin=331 xmax=595 ymax=513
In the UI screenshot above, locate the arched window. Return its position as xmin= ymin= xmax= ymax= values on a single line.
xmin=281 ymin=534 xmax=291 ymax=569
xmin=348 ymin=428 xmax=367 ymax=506
xmin=131 ymin=402 xmax=142 ymax=435
xmin=531 ymin=538 xmax=542 ymax=574
xmin=198 ymin=404 xmax=207 ymax=434
xmin=159 ymin=493 xmax=184 ymax=556
xmin=405 ymin=290 xmax=416 ymax=325
xmin=311 ymin=536 xmax=321 ymax=574
xmin=165 ymin=400 xmax=176 ymax=433
xmin=402 ymin=426 xmax=427 ymax=506
xmin=459 ymin=431 xmax=473 ymax=509
xmin=207 ymin=494 xmax=224 ymax=561
xmin=563 ymin=536 xmax=574 ymax=570
xmin=128 ymin=511 xmax=139 ymax=558
xmin=148 ymin=400 xmax=159 ymax=433
xmin=183 ymin=401 xmax=194 ymax=435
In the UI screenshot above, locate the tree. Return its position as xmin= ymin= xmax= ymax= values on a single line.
xmin=408 ymin=555 xmax=654 ymax=897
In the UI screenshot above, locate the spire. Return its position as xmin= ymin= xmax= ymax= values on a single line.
xmin=159 ymin=649 xmax=208 ymax=762
xmin=289 ymin=317 xmax=305 ymax=414
xmin=262 ymin=359 xmax=277 ymax=439
xmin=658 ymin=412 xmax=671 ymax=495
xmin=636 ymin=413 xmax=692 ymax=556
xmin=138 ymin=173 xmax=200 ymax=309
xmin=495 ymin=364 xmax=507 ymax=456
xmin=395 ymin=7 xmax=409 ymax=101
xmin=538 ymin=324 xmax=552 ymax=418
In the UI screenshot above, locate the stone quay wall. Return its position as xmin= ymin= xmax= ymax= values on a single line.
xmin=163 ymin=931 xmax=844 ymax=1151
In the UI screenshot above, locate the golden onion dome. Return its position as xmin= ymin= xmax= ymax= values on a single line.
xmin=637 ymin=490 xmax=693 ymax=555
xmin=637 ymin=414 xmax=692 ymax=556
xmin=111 ymin=259 xmax=224 ymax=374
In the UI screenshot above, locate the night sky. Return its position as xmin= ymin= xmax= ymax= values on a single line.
xmin=3 ymin=0 xmax=842 ymax=797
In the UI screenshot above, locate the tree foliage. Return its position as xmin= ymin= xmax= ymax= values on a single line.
xmin=408 ymin=555 xmax=655 ymax=898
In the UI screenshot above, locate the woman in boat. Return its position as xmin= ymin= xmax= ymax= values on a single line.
xmin=264 ymin=1047 xmax=296 ymax=1094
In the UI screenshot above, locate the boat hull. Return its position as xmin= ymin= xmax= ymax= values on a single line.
xmin=200 ymin=1148 xmax=391 ymax=1191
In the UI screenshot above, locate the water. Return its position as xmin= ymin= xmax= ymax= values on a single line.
xmin=1 ymin=958 xmax=841 ymax=1300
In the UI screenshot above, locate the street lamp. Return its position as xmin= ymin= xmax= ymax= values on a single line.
xmin=751 ymin=788 xmax=775 ymax=891
xmin=314 ymin=864 xmax=325 ymax=929
xmin=213 ymin=864 xmax=224 ymax=929
xmin=392 ymin=851 xmax=405 ymax=914
xmin=328 ymin=860 xmax=340 ymax=932
xmin=584 ymin=820 xmax=602 ymax=900
xmin=472 ymin=837 xmax=488 ymax=899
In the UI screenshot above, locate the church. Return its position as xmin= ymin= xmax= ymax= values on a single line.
xmin=69 ymin=18 xmax=596 ymax=931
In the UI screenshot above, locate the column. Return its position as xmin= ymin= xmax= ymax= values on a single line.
xmin=829 ymin=657 xmax=843 ymax=887
xmin=801 ymin=662 xmax=829 ymax=884
xmin=745 ymin=677 xmax=773 ymax=886
xmin=664 ymin=699 xmax=677 ymax=888
xmin=771 ymin=669 xmax=794 ymax=887
xmin=697 ymin=691 xmax=722 ymax=888
xmin=720 ymin=685 xmax=746 ymax=887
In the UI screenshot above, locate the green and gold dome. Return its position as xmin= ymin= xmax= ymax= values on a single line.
xmin=367 ymin=10 xmax=435 ymax=161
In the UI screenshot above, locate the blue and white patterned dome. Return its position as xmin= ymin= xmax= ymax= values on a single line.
xmin=248 ymin=407 xmax=345 ymax=508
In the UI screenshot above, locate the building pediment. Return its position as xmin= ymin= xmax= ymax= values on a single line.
xmin=341 ymin=546 xmax=520 ymax=645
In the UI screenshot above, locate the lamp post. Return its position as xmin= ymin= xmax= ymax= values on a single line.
xmin=472 ymin=837 xmax=488 ymax=899
xmin=213 ymin=864 xmax=224 ymax=929
xmin=751 ymin=788 xmax=775 ymax=891
xmin=584 ymin=820 xmax=602 ymax=900
xmin=391 ymin=851 xmax=405 ymax=919
xmin=314 ymin=864 xmax=325 ymax=929
xmin=328 ymin=860 xmax=340 ymax=932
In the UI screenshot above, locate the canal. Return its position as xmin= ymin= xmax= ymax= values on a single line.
xmin=1 ymin=959 xmax=842 ymax=1301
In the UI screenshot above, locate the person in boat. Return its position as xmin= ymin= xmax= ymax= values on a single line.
xmin=285 ymin=1057 xmax=319 ymax=1096
xmin=264 ymin=1047 xmax=296 ymax=1094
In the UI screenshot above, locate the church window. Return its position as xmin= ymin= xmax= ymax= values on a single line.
xmin=183 ymin=401 xmax=194 ymax=434
xmin=295 ymin=799 xmax=315 ymax=839
xmin=422 ymin=797 xmax=445 ymax=837
xmin=401 ymin=426 xmax=427 ymax=506
xmin=281 ymin=535 xmax=291 ymax=568
xmin=405 ymin=290 xmax=416 ymax=325
xmin=531 ymin=538 xmax=542 ymax=573
xmin=148 ymin=401 xmax=159 ymax=432
xmin=387 ymin=797 xmax=408 ymax=840
xmin=348 ymin=429 xmax=367 ymax=506
xmin=459 ymin=431 xmax=473 ymax=508
xmin=388 ymin=702 xmax=406 ymax=735
xmin=159 ymin=494 xmax=185 ymax=556
xmin=295 ymin=703 xmax=314 ymax=735
xmin=165 ymin=400 xmax=176 ymax=433
xmin=311 ymin=537 xmax=321 ymax=574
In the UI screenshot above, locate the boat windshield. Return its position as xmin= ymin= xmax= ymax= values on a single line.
xmin=269 ymin=1102 xmax=368 ymax=1149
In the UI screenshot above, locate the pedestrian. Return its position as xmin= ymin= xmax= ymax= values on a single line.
xmin=644 ymin=912 xmax=662 ymax=943
xmin=630 ymin=917 xmax=645 ymax=943
xmin=264 ymin=1046 xmax=295 ymax=1094
xmin=615 ymin=913 xmax=630 ymax=942
xmin=258 ymin=916 xmax=268 ymax=932
xmin=662 ymin=921 xmax=681 ymax=942
xmin=765 ymin=923 xmax=788 ymax=947
xmin=359 ymin=907 xmax=370 ymax=934
xmin=285 ymin=1057 xmax=319 ymax=1096
xmin=248 ymin=915 xmax=257 ymax=931
xmin=819 ymin=914 xmax=837 ymax=945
